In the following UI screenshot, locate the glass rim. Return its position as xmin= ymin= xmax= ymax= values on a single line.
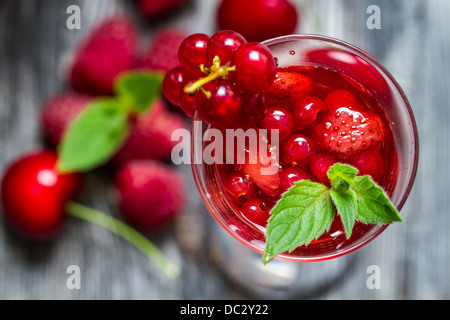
xmin=191 ymin=34 xmax=420 ymax=262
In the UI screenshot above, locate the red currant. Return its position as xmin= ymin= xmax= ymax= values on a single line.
xmin=310 ymin=153 xmax=335 ymax=184
xmin=178 ymin=33 xmax=210 ymax=72
xmin=259 ymin=106 xmax=294 ymax=142
xmin=206 ymin=30 xmax=247 ymax=65
xmin=1 ymin=150 xmax=83 ymax=238
xmin=179 ymin=88 xmax=198 ymax=119
xmin=281 ymin=134 xmax=315 ymax=166
xmin=349 ymin=149 xmax=384 ymax=183
xmin=162 ymin=66 xmax=188 ymax=106
xmin=241 ymin=197 xmax=270 ymax=226
xmin=218 ymin=0 xmax=298 ymax=42
xmin=231 ymin=91 xmax=267 ymax=129
xmin=279 ymin=166 xmax=309 ymax=192
xmin=293 ymin=96 xmax=328 ymax=129
xmin=224 ymin=171 xmax=256 ymax=201
xmin=231 ymin=43 xmax=276 ymax=93
xmin=196 ymin=78 xmax=242 ymax=126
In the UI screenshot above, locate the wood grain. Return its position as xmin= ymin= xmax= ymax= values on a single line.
xmin=0 ymin=0 xmax=449 ymax=299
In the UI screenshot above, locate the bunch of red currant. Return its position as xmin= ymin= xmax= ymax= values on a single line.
xmin=163 ymin=30 xmax=277 ymax=127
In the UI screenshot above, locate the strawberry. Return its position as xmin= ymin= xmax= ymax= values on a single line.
xmin=70 ymin=16 xmax=138 ymax=95
xmin=138 ymin=0 xmax=188 ymax=18
xmin=115 ymin=160 xmax=186 ymax=231
xmin=111 ymin=99 xmax=187 ymax=166
xmin=40 ymin=93 xmax=93 ymax=147
xmin=266 ymin=71 xmax=312 ymax=109
xmin=140 ymin=29 xmax=187 ymax=73
xmin=239 ymin=145 xmax=281 ymax=198
xmin=315 ymin=107 xmax=384 ymax=160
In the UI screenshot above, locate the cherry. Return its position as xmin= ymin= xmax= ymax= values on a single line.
xmin=224 ymin=171 xmax=256 ymax=201
xmin=231 ymin=42 xmax=276 ymax=93
xmin=258 ymin=106 xmax=294 ymax=142
xmin=162 ymin=66 xmax=189 ymax=106
xmin=206 ymin=30 xmax=247 ymax=65
xmin=218 ymin=0 xmax=298 ymax=42
xmin=310 ymin=153 xmax=336 ymax=184
xmin=279 ymin=166 xmax=309 ymax=192
xmin=1 ymin=150 xmax=83 ymax=238
xmin=241 ymin=197 xmax=270 ymax=226
xmin=178 ymin=33 xmax=210 ymax=73
xmin=281 ymin=134 xmax=315 ymax=166
xmin=325 ymin=89 xmax=357 ymax=110
xmin=196 ymin=78 xmax=242 ymax=126
xmin=293 ymin=95 xmax=328 ymax=129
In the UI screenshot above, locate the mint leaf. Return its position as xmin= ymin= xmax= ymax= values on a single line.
xmin=58 ymin=98 xmax=129 ymax=172
xmin=263 ymin=180 xmax=335 ymax=264
xmin=115 ymin=71 xmax=163 ymax=113
xmin=330 ymin=189 xmax=357 ymax=239
xmin=328 ymin=163 xmax=359 ymax=192
xmin=351 ymin=175 xmax=402 ymax=224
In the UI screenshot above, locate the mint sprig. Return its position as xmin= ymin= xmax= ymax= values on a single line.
xmin=57 ymin=71 xmax=163 ymax=173
xmin=263 ymin=163 xmax=402 ymax=264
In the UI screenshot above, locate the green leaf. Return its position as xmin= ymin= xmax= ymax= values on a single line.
xmin=58 ymin=98 xmax=130 ymax=173
xmin=351 ymin=175 xmax=403 ymax=224
xmin=328 ymin=163 xmax=359 ymax=192
xmin=330 ymin=188 xmax=357 ymax=239
xmin=115 ymin=71 xmax=163 ymax=113
xmin=263 ymin=180 xmax=335 ymax=264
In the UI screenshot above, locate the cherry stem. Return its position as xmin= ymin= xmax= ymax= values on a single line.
xmin=65 ymin=201 xmax=180 ymax=279
xmin=184 ymin=56 xmax=236 ymax=96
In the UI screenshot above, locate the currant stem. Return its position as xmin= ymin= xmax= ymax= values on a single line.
xmin=184 ymin=56 xmax=236 ymax=95
xmin=65 ymin=201 xmax=180 ymax=279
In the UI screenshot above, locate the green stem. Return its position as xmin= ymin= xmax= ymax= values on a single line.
xmin=65 ymin=201 xmax=180 ymax=279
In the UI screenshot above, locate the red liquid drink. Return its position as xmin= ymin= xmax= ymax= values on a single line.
xmin=192 ymin=35 xmax=418 ymax=262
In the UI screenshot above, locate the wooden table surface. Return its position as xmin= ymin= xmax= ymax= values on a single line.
xmin=0 ymin=0 xmax=449 ymax=300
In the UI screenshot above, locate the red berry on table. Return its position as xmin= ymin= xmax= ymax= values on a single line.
xmin=1 ymin=151 xmax=83 ymax=238
xmin=196 ymin=78 xmax=242 ymax=127
xmin=224 ymin=171 xmax=256 ymax=202
xmin=138 ymin=0 xmax=188 ymax=18
xmin=310 ymin=153 xmax=335 ymax=184
xmin=140 ymin=29 xmax=187 ymax=73
xmin=217 ymin=0 xmax=298 ymax=42
xmin=111 ymin=100 xmax=186 ymax=166
xmin=231 ymin=42 xmax=277 ymax=93
xmin=258 ymin=106 xmax=294 ymax=142
xmin=293 ymin=95 xmax=328 ymax=129
xmin=70 ymin=16 xmax=138 ymax=95
xmin=281 ymin=134 xmax=315 ymax=166
xmin=315 ymin=106 xmax=384 ymax=160
xmin=206 ymin=30 xmax=247 ymax=65
xmin=178 ymin=33 xmax=211 ymax=73
xmin=40 ymin=93 xmax=93 ymax=147
xmin=279 ymin=166 xmax=309 ymax=192
xmin=240 ymin=197 xmax=270 ymax=226
xmin=266 ymin=71 xmax=312 ymax=108
xmin=114 ymin=161 xmax=186 ymax=231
